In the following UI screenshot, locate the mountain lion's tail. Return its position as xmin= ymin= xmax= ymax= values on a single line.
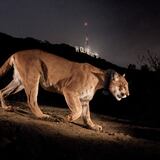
xmin=0 ymin=56 xmax=13 ymax=77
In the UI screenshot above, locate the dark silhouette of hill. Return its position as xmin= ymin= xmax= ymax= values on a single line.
xmin=0 ymin=32 xmax=160 ymax=129
xmin=0 ymin=32 xmax=125 ymax=72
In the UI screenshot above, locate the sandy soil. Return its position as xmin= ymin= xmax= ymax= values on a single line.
xmin=0 ymin=101 xmax=160 ymax=160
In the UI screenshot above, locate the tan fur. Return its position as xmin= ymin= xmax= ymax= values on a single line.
xmin=0 ymin=49 xmax=129 ymax=131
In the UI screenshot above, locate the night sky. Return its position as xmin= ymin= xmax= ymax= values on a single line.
xmin=0 ymin=0 xmax=160 ymax=68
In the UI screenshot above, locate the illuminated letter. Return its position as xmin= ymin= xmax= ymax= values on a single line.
xmin=75 ymin=46 xmax=79 ymax=52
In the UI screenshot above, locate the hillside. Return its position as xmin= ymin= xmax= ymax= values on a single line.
xmin=0 ymin=32 xmax=124 ymax=71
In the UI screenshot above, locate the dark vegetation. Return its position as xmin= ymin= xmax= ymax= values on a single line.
xmin=0 ymin=32 xmax=160 ymax=128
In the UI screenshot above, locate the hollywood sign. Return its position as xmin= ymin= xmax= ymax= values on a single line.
xmin=75 ymin=46 xmax=99 ymax=58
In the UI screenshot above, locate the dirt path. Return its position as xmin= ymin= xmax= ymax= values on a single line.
xmin=0 ymin=102 xmax=160 ymax=160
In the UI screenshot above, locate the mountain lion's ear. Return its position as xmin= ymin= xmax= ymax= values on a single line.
xmin=112 ymin=72 xmax=119 ymax=81
xmin=123 ymin=74 xmax=125 ymax=77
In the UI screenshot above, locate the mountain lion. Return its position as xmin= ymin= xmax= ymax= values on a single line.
xmin=0 ymin=50 xmax=129 ymax=131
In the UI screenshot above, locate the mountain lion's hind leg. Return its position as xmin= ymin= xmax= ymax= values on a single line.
xmin=0 ymin=79 xmax=23 ymax=111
